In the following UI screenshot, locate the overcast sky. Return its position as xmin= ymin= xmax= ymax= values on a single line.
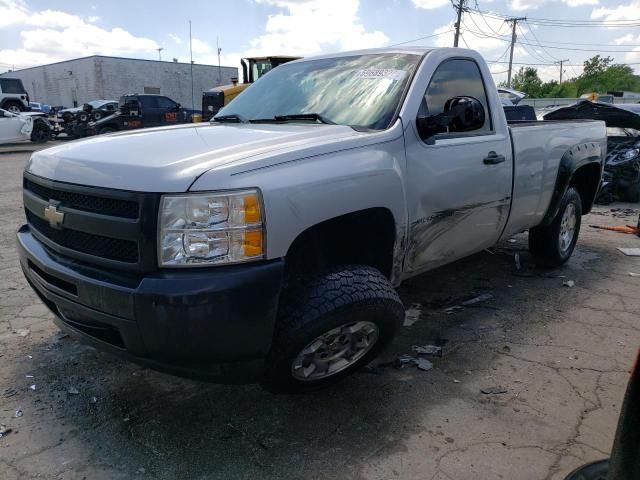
xmin=2 ymin=0 xmax=640 ymax=84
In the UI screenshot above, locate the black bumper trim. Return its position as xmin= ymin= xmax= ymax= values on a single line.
xmin=18 ymin=226 xmax=285 ymax=383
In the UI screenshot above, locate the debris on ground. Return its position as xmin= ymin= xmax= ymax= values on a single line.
xmin=3 ymin=388 xmax=17 ymax=398
xmin=618 ymin=248 xmax=640 ymax=256
xmin=67 ymin=386 xmax=80 ymax=395
xmin=416 ymin=358 xmax=433 ymax=371
xmin=444 ymin=305 xmax=464 ymax=315
xmin=412 ymin=344 xmax=443 ymax=356
xmin=462 ymin=293 xmax=494 ymax=306
xmin=590 ymin=224 xmax=640 ymax=235
xmin=16 ymin=329 xmax=30 ymax=337
xmin=403 ymin=304 xmax=422 ymax=327
xmin=481 ymin=386 xmax=508 ymax=395
xmin=15 ymin=410 xmax=22 ymax=418
xmin=629 ymin=272 xmax=640 ymax=277
xmin=91 ymin=396 xmax=98 ymax=403
xmin=0 ymin=425 xmax=12 ymax=438
xmin=563 ymin=280 xmax=575 ymax=288
xmin=514 ymin=253 xmax=522 ymax=270
xmin=507 ymin=238 xmax=517 ymax=243
xmin=28 ymin=384 xmax=35 ymax=391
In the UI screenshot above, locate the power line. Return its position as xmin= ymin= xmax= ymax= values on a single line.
xmin=386 ymin=30 xmax=453 ymax=47
xmin=467 ymin=7 xmax=640 ymax=26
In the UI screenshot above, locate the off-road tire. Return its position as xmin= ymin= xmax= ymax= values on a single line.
xmin=92 ymin=111 xmax=103 ymax=121
xmin=263 ymin=265 xmax=404 ymax=393
xmin=529 ymin=186 xmax=582 ymax=268
xmin=3 ymin=101 xmax=24 ymax=113
xmin=30 ymin=120 xmax=50 ymax=143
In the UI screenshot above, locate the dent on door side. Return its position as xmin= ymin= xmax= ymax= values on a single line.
xmin=406 ymin=197 xmax=510 ymax=272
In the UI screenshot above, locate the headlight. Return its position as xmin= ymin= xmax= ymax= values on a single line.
xmin=622 ymin=148 xmax=639 ymax=160
xmin=158 ymin=189 xmax=264 ymax=267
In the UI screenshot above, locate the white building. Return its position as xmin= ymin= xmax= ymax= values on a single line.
xmin=0 ymin=55 xmax=237 ymax=109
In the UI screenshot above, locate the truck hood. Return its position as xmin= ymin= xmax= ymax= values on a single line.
xmin=26 ymin=122 xmax=364 ymax=192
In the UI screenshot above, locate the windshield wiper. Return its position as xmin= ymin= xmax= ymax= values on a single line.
xmin=273 ymin=113 xmax=335 ymax=125
xmin=212 ymin=113 xmax=248 ymax=123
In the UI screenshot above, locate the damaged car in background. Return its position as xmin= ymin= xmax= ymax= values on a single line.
xmin=55 ymin=100 xmax=118 ymax=139
xmin=0 ymin=108 xmax=51 ymax=144
xmin=544 ymin=101 xmax=640 ymax=203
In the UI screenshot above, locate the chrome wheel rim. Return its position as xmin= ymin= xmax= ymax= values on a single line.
xmin=559 ymin=203 xmax=577 ymax=253
xmin=291 ymin=321 xmax=379 ymax=381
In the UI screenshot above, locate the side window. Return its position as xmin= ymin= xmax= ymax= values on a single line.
xmin=423 ymin=59 xmax=492 ymax=135
xmin=139 ymin=96 xmax=157 ymax=111
xmin=0 ymin=79 xmax=25 ymax=94
xmin=156 ymin=96 xmax=177 ymax=110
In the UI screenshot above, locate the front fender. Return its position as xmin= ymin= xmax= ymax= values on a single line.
xmin=190 ymin=132 xmax=409 ymax=283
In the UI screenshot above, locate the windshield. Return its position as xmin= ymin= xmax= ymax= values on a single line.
xmin=217 ymin=53 xmax=421 ymax=130
xmin=88 ymin=100 xmax=108 ymax=108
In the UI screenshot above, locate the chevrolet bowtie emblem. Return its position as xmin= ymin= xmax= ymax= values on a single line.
xmin=43 ymin=203 xmax=64 ymax=229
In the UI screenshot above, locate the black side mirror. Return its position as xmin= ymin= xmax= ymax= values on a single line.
xmin=417 ymin=96 xmax=485 ymax=141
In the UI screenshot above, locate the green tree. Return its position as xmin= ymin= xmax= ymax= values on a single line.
xmin=509 ymin=67 xmax=543 ymax=97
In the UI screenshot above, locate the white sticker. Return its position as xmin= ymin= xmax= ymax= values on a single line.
xmin=355 ymin=69 xmax=406 ymax=81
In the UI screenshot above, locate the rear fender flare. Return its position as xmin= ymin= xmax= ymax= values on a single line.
xmin=540 ymin=142 xmax=603 ymax=226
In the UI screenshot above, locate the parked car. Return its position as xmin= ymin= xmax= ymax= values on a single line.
xmin=0 ymin=78 xmax=30 ymax=113
xmin=544 ymin=101 xmax=640 ymax=202
xmin=29 ymin=102 xmax=51 ymax=115
xmin=0 ymin=108 xmax=51 ymax=144
xmin=17 ymin=47 xmax=605 ymax=392
xmin=90 ymin=94 xmax=191 ymax=134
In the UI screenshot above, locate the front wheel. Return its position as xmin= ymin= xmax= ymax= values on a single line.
xmin=4 ymin=101 xmax=24 ymax=113
xmin=30 ymin=121 xmax=50 ymax=143
xmin=529 ymin=186 xmax=582 ymax=268
xmin=263 ymin=266 xmax=404 ymax=393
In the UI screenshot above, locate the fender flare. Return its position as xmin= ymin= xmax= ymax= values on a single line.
xmin=540 ymin=141 xmax=603 ymax=227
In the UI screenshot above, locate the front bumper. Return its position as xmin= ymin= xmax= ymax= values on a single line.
xmin=18 ymin=225 xmax=285 ymax=383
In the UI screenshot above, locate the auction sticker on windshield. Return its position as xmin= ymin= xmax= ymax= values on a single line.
xmin=356 ymin=69 xmax=406 ymax=80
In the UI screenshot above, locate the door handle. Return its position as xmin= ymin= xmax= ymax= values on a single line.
xmin=483 ymin=151 xmax=506 ymax=165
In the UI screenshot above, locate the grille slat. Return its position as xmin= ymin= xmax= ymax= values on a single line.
xmin=24 ymin=179 xmax=139 ymax=219
xmin=27 ymin=211 xmax=138 ymax=263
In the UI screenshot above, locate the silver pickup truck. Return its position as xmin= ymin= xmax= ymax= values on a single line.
xmin=18 ymin=47 xmax=606 ymax=392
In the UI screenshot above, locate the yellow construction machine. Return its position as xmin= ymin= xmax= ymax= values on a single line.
xmin=202 ymin=56 xmax=301 ymax=120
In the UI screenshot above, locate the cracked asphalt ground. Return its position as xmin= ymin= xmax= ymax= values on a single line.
xmin=1 ymin=151 xmax=639 ymax=480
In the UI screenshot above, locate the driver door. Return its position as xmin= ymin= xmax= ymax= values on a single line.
xmin=404 ymin=58 xmax=512 ymax=273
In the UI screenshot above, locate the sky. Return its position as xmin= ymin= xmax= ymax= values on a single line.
xmin=2 ymin=0 xmax=640 ymax=85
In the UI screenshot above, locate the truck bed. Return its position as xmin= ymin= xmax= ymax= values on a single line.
xmin=502 ymin=119 xmax=606 ymax=239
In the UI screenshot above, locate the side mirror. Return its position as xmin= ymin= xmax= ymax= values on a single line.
xmin=417 ymin=96 xmax=485 ymax=140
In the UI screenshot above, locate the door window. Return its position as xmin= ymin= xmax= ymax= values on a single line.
xmin=423 ymin=59 xmax=492 ymax=134
xmin=139 ymin=96 xmax=158 ymax=111
xmin=156 ymin=96 xmax=177 ymax=110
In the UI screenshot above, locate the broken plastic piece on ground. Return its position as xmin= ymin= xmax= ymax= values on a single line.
xmin=403 ymin=304 xmax=422 ymax=327
xmin=563 ymin=280 xmax=575 ymax=287
xmin=444 ymin=305 xmax=464 ymax=314
xmin=29 ymin=384 xmax=35 ymax=391
xmin=0 ymin=425 xmax=12 ymax=438
xmin=461 ymin=293 xmax=494 ymax=306
xmin=618 ymin=248 xmax=640 ymax=256
xmin=629 ymin=272 xmax=640 ymax=277
xmin=416 ymin=358 xmax=433 ymax=371
xmin=514 ymin=253 xmax=522 ymax=270
xmin=15 ymin=410 xmax=22 ymax=418
xmin=67 ymin=386 xmax=80 ymax=395
xmin=507 ymin=238 xmax=517 ymax=243
xmin=412 ymin=344 xmax=443 ymax=356
xmin=590 ymin=224 xmax=640 ymax=234
xmin=16 ymin=329 xmax=29 ymax=337
xmin=481 ymin=386 xmax=508 ymax=395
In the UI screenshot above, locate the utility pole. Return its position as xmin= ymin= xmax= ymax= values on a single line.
xmin=217 ymin=36 xmax=222 ymax=85
xmin=555 ymin=58 xmax=570 ymax=84
xmin=189 ymin=20 xmax=194 ymax=109
xmin=504 ymin=16 xmax=526 ymax=88
xmin=453 ymin=0 xmax=466 ymax=48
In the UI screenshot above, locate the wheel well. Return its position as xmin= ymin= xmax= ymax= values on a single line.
xmin=285 ymin=208 xmax=396 ymax=278
xmin=570 ymin=163 xmax=601 ymax=215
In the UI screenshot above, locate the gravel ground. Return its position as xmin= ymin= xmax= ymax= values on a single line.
xmin=1 ymin=151 xmax=639 ymax=480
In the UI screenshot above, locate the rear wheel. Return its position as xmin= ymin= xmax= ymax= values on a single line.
xmin=263 ymin=265 xmax=404 ymax=393
xmin=529 ymin=187 xmax=582 ymax=268
xmin=4 ymin=101 xmax=24 ymax=113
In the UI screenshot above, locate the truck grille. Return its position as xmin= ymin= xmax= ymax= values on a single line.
xmin=24 ymin=179 xmax=139 ymax=219
xmin=23 ymin=173 xmax=159 ymax=272
xmin=26 ymin=211 xmax=138 ymax=263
